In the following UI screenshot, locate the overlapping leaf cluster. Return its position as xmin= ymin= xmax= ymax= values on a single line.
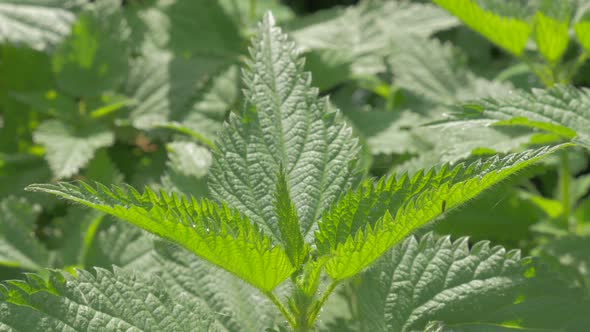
xmin=1 ymin=0 xmax=590 ymax=331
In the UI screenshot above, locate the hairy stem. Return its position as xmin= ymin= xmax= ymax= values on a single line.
xmin=306 ymin=280 xmax=340 ymax=328
xmin=264 ymin=291 xmax=296 ymax=329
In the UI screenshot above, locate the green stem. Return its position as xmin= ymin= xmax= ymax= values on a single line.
xmin=264 ymin=291 xmax=296 ymax=329
xmin=560 ymin=151 xmax=573 ymax=232
xmin=519 ymin=55 xmax=555 ymax=87
xmin=306 ymin=280 xmax=340 ymax=328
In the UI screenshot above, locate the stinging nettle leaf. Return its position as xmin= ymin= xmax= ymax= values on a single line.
xmin=0 ymin=197 xmax=48 ymax=271
xmin=316 ymin=144 xmax=567 ymax=280
xmin=356 ymin=233 xmax=590 ymax=331
xmin=52 ymin=10 xmax=129 ymax=97
xmin=0 ymin=0 xmax=77 ymax=51
xmin=434 ymin=0 xmax=532 ymax=56
xmin=274 ymin=168 xmax=308 ymax=268
xmin=455 ymin=85 xmax=590 ymax=150
xmin=209 ymin=13 xmax=359 ymax=243
xmin=289 ymin=0 xmax=458 ymax=78
xmin=32 ymin=120 xmax=115 ymax=179
xmin=0 ymin=267 xmax=215 ymax=331
xmin=534 ymin=11 xmax=569 ymax=64
xmin=25 ymin=182 xmax=295 ymax=292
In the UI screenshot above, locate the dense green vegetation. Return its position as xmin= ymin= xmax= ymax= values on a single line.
xmin=1 ymin=0 xmax=590 ymax=331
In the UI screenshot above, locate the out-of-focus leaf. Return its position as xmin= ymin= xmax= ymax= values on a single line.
xmin=33 ymin=120 xmax=115 ymax=179
xmin=0 ymin=0 xmax=78 ymax=51
xmin=0 ymin=197 xmax=48 ymax=271
xmin=52 ymin=11 xmax=129 ymax=97
xmin=160 ymin=141 xmax=211 ymax=199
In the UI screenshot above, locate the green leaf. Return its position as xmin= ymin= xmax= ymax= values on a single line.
xmin=84 ymin=222 xmax=158 ymax=272
xmin=87 ymin=224 xmax=282 ymax=331
xmin=152 ymin=242 xmax=282 ymax=331
xmin=209 ymin=14 xmax=358 ymax=242
xmin=356 ymin=233 xmax=590 ymax=331
xmin=456 ymin=85 xmax=590 ymax=149
xmin=0 ymin=0 xmax=77 ymax=51
xmin=436 ymin=188 xmax=545 ymax=246
xmin=534 ymin=10 xmax=570 ymax=63
xmin=25 ymin=182 xmax=294 ymax=292
xmin=133 ymin=0 xmax=242 ymax=60
xmin=574 ymin=15 xmax=590 ymax=51
xmin=32 ymin=120 xmax=115 ymax=179
xmin=0 ymin=197 xmax=48 ymax=271
xmin=160 ymin=141 xmax=211 ymax=199
xmin=434 ymin=0 xmax=532 ymax=56
xmin=0 ymin=268 xmax=215 ymax=331
xmin=52 ymin=11 xmax=128 ymax=97
xmin=389 ymin=36 xmax=512 ymax=104
xmin=10 ymin=90 xmax=76 ymax=120
xmin=290 ymin=0 xmax=457 ymax=77
xmin=274 ymin=168 xmax=307 ymax=268
xmin=125 ymin=52 xmax=226 ymax=130
xmin=316 ymin=145 xmax=565 ymax=280
xmin=538 ymin=235 xmax=590 ymax=289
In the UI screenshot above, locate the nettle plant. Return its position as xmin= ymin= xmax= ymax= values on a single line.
xmin=2 ymin=13 xmax=588 ymax=332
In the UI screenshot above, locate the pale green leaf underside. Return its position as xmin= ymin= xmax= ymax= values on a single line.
xmin=32 ymin=120 xmax=114 ymax=179
xmin=357 ymin=233 xmax=590 ymax=331
xmin=434 ymin=0 xmax=531 ymax=56
xmin=85 ymin=222 xmax=281 ymax=332
xmin=210 ymin=14 xmax=358 ymax=242
xmin=0 ymin=197 xmax=48 ymax=271
xmin=152 ymin=242 xmax=281 ymax=332
xmin=290 ymin=0 xmax=458 ymax=75
xmin=0 ymin=0 xmax=76 ymax=51
xmin=389 ymin=36 xmax=512 ymax=105
xmin=25 ymin=182 xmax=294 ymax=292
xmin=316 ymin=144 xmax=566 ymax=280
xmin=459 ymin=85 xmax=590 ymax=149
xmin=0 ymin=268 xmax=214 ymax=331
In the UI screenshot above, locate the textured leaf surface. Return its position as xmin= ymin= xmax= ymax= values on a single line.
xmin=86 ymin=225 xmax=281 ymax=331
xmin=456 ymin=85 xmax=590 ymax=149
xmin=290 ymin=0 xmax=457 ymax=76
xmin=152 ymin=242 xmax=281 ymax=332
xmin=125 ymin=51 xmax=228 ymax=130
xmin=274 ymin=169 xmax=307 ymax=267
xmin=0 ymin=268 xmax=214 ymax=331
xmin=131 ymin=0 xmax=242 ymax=60
xmin=209 ymin=14 xmax=358 ymax=242
xmin=355 ymin=233 xmax=590 ymax=331
xmin=0 ymin=197 xmax=48 ymax=271
xmin=32 ymin=120 xmax=114 ymax=179
xmin=316 ymin=145 xmax=565 ymax=280
xmin=389 ymin=36 xmax=512 ymax=104
xmin=26 ymin=182 xmax=294 ymax=292
xmin=434 ymin=0 xmax=532 ymax=56
xmin=0 ymin=0 xmax=76 ymax=51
